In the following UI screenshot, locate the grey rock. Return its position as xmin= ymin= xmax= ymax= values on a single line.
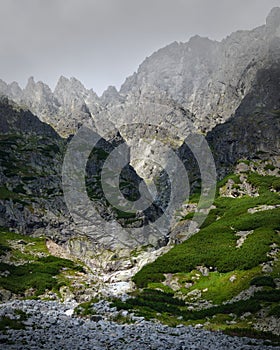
xmin=0 ymin=300 xmax=279 ymax=350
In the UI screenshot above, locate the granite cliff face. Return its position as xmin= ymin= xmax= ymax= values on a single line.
xmin=207 ymin=63 xmax=280 ymax=178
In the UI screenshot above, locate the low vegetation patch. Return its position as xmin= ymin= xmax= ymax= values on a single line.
xmin=0 ymin=228 xmax=85 ymax=298
xmin=0 ymin=309 xmax=28 ymax=333
xmin=74 ymin=298 xmax=100 ymax=317
xmin=133 ymin=173 xmax=280 ymax=288
xmin=250 ymin=276 xmax=276 ymax=288
xmin=119 ymin=169 xmax=280 ymax=338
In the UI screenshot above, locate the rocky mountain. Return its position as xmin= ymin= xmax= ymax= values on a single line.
xmin=0 ymin=6 xmax=279 ymax=277
xmin=0 ymin=76 xmax=100 ymax=137
xmin=0 ymin=9 xmax=279 ymax=200
xmin=0 ymin=7 xmax=280 ymax=345
xmin=0 ymin=7 xmax=278 ymax=193
xmin=120 ymin=7 xmax=280 ymax=132
xmin=1 ymin=8 xmax=280 ymax=139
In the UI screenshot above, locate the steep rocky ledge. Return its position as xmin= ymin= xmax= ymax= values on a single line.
xmin=206 ymin=63 xmax=280 ymax=178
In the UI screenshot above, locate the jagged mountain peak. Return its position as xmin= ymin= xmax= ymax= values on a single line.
xmin=0 ymin=79 xmax=22 ymax=100
xmin=266 ymin=6 xmax=280 ymax=29
xmin=101 ymin=85 xmax=121 ymax=105
xmin=55 ymin=75 xmax=87 ymax=94
xmin=24 ymin=76 xmax=52 ymax=94
xmin=188 ymin=34 xmax=216 ymax=47
xmin=9 ymin=81 xmax=21 ymax=93
xmin=26 ymin=75 xmax=35 ymax=86
xmin=56 ymin=75 xmax=68 ymax=83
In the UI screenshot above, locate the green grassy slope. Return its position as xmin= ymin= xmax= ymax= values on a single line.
xmin=0 ymin=228 xmax=86 ymax=300
xmin=111 ymin=162 xmax=280 ymax=340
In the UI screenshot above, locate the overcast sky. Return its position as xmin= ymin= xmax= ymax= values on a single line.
xmin=0 ymin=0 xmax=279 ymax=95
